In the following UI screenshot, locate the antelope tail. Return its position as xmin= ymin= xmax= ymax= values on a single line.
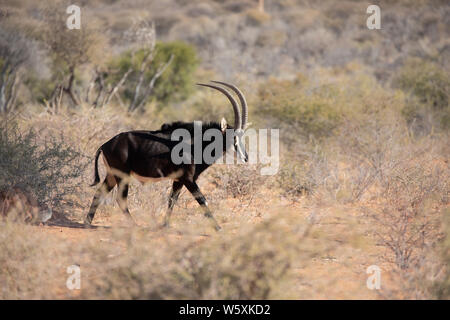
xmin=90 ymin=148 xmax=102 ymax=187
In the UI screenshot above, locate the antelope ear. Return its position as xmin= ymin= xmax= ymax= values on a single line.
xmin=220 ymin=117 xmax=227 ymax=133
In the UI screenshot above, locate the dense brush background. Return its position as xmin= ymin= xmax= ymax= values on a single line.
xmin=0 ymin=0 xmax=449 ymax=299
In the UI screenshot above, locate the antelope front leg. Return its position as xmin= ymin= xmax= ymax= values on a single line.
xmin=183 ymin=180 xmax=221 ymax=231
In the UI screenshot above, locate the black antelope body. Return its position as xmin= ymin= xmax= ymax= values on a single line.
xmin=85 ymin=81 xmax=249 ymax=230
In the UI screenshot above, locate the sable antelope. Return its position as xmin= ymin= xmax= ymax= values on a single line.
xmin=85 ymin=81 xmax=248 ymax=230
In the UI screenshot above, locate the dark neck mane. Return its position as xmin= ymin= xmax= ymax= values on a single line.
xmin=159 ymin=121 xmax=222 ymax=134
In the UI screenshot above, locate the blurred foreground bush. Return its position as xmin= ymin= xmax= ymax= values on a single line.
xmin=83 ymin=216 xmax=315 ymax=299
xmin=432 ymin=211 xmax=450 ymax=299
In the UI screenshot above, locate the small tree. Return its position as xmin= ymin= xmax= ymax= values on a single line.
xmin=0 ymin=26 xmax=30 ymax=114
xmin=105 ymin=22 xmax=197 ymax=111
xmin=88 ymin=20 xmax=181 ymax=111
xmin=39 ymin=2 xmax=103 ymax=110
xmin=150 ymin=42 xmax=198 ymax=104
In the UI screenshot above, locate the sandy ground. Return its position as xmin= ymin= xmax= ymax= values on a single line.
xmin=32 ymin=183 xmax=396 ymax=300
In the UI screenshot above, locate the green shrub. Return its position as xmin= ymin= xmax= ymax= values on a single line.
xmin=257 ymin=76 xmax=341 ymax=140
xmin=395 ymin=58 xmax=450 ymax=131
xmin=108 ymin=41 xmax=198 ymax=106
xmin=23 ymin=72 xmax=56 ymax=105
xmin=151 ymin=41 xmax=198 ymax=103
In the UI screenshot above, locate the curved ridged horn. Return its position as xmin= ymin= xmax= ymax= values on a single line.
xmin=211 ymin=81 xmax=248 ymax=130
xmin=197 ymin=83 xmax=242 ymax=130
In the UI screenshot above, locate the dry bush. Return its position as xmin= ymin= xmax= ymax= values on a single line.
xmin=281 ymin=9 xmax=322 ymax=32
xmin=377 ymin=208 xmax=449 ymax=299
xmin=0 ymin=119 xmax=88 ymax=212
xmin=36 ymin=0 xmax=107 ymax=108
xmin=368 ymin=159 xmax=448 ymax=271
xmin=0 ymin=24 xmax=32 ymax=114
xmin=277 ymin=144 xmax=336 ymax=201
xmin=323 ymin=1 xmax=361 ymax=34
xmin=209 ymin=164 xmax=268 ymax=200
xmin=431 ymin=210 xmax=450 ymax=299
xmin=297 ymin=28 xmax=335 ymax=56
xmin=223 ymin=0 xmax=254 ymax=13
xmin=336 ymin=116 xmax=408 ymax=202
xmin=255 ymin=28 xmax=287 ymax=48
xmin=245 ymin=9 xmax=271 ymax=26
xmin=261 ymin=69 xmax=407 ymax=202
xmin=152 ymin=14 xmax=182 ymax=37
xmin=0 ymin=187 xmax=39 ymax=223
xmin=81 ymin=215 xmax=317 ymax=299
xmin=185 ymin=2 xmax=217 ymax=18
xmin=168 ymin=15 xmax=220 ymax=50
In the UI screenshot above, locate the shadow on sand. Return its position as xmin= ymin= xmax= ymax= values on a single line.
xmin=44 ymin=210 xmax=110 ymax=229
xmin=43 ymin=211 xmax=212 ymax=237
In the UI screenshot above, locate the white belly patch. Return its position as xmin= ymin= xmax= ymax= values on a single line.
xmin=130 ymin=169 xmax=183 ymax=184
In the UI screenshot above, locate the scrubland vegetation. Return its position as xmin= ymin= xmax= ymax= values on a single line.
xmin=0 ymin=0 xmax=449 ymax=299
